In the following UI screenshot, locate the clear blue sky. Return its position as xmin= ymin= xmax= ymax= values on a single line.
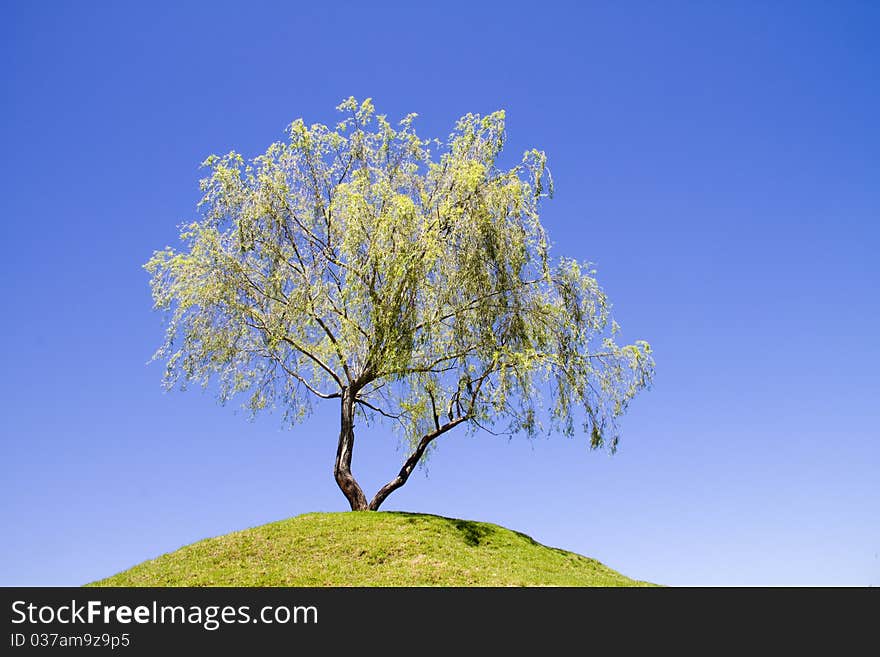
xmin=2 ymin=1 xmax=877 ymax=587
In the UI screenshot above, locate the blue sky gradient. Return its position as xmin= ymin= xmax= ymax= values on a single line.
xmin=2 ymin=1 xmax=878 ymax=586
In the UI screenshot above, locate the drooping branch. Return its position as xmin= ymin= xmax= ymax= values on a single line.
xmin=410 ymin=277 xmax=544 ymax=334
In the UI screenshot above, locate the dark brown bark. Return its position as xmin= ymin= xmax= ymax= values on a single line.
xmin=367 ymin=416 xmax=467 ymax=511
xmin=334 ymin=388 xmax=369 ymax=510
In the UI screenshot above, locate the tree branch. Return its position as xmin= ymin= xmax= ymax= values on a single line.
xmin=246 ymin=319 xmax=344 ymax=388
xmin=367 ymin=415 xmax=469 ymax=510
xmin=312 ymin=314 xmax=353 ymax=383
xmin=354 ymin=397 xmax=404 ymax=420
xmin=409 ymin=277 xmax=543 ymax=335
xmin=279 ymin=335 xmax=343 ymax=387
xmin=270 ymin=352 xmax=341 ymax=399
xmin=427 ymin=388 xmax=440 ymax=431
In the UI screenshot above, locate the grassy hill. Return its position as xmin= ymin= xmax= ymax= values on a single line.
xmin=88 ymin=511 xmax=653 ymax=586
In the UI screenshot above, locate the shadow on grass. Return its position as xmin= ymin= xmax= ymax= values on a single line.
xmin=389 ymin=511 xmax=519 ymax=547
xmin=448 ymin=519 xmax=493 ymax=546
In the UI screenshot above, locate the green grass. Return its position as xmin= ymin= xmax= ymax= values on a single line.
xmin=88 ymin=511 xmax=654 ymax=587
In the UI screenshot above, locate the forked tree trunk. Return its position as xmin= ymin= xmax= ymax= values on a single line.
xmin=333 ymin=388 xmax=468 ymax=511
xmin=334 ymin=388 xmax=368 ymax=511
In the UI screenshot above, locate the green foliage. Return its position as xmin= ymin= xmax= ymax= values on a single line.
xmin=145 ymin=97 xmax=654 ymax=452
xmin=87 ymin=512 xmax=655 ymax=586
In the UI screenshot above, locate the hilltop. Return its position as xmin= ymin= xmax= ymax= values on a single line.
xmin=89 ymin=512 xmax=653 ymax=587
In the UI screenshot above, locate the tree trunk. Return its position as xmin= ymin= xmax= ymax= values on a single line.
xmin=334 ymin=388 xmax=368 ymax=510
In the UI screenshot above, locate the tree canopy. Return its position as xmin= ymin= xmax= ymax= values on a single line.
xmin=145 ymin=97 xmax=654 ymax=510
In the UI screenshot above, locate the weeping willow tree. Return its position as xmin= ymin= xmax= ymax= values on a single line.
xmin=145 ymin=97 xmax=654 ymax=511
